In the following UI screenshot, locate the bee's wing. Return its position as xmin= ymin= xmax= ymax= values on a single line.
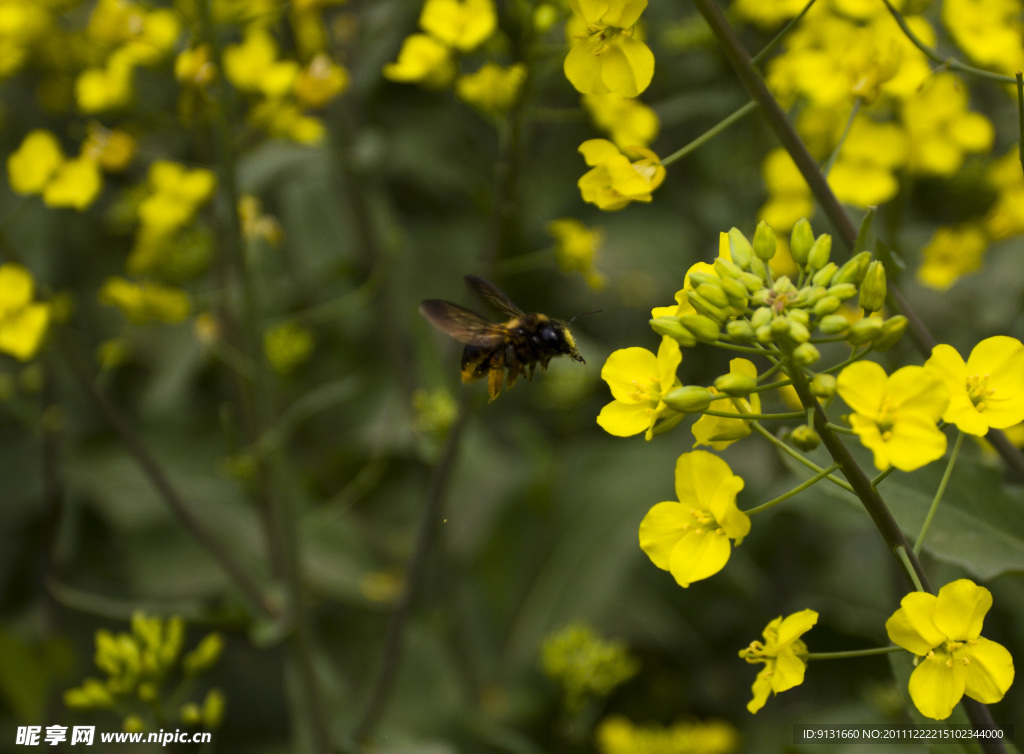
xmin=465 ymin=275 xmax=525 ymax=318
xmin=420 ymin=300 xmax=508 ymax=347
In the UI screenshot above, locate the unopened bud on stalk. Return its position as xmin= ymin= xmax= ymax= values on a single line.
xmin=753 ymin=221 xmax=777 ymax=261
xmin=846 ymin=316 xmax=884 ymax=345
xmin=806 ymin=234 xmax=832 ymax=272
xmin=791 ymin=342 xmax=820 ymax=366
xmin=726 ymin=320 xmax=756 ymax=342
xmin=810 ymin=373 xmax=836 ymax=398
xmin=714 ymin=372 xmax=757 ymax=396
xmin=811 ymin=262 xmax=838 ymax=287
xmin=873 ymin=314 xmax=908 ymax=352
xmin=650 ymin=317 xmax=697 ymax=347
xmin=790 ymin=219 xmax=814 ymax=266
xmin=790 ymin=424 xmax=821 ymax=451
xmin=859 ymin=260 xmax=887 ymax=313
xmin=728 ymin=228 xmax=753 ymax=269
xmin=663 ymin=385 xmax=714 ymax=412
xmin=832 ymin=251 xmax=872 ymax=286
xmin=818 ymin=314 xmax=850 ymax=335
xmin=679 ymin=314 xmax=721 ymax=343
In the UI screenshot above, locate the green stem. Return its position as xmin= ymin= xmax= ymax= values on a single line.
xmin=871 ymin=465 xmax=898 ymax=487
xmin=702 ymin=408 xmax=804 ymax=421
xmin=751 ymin=422 xmax=853 ymax=493
xmin=745 ymin=462 xmax=840 ymax=515
xmin=896 ymin=546 xmax=925 ymax=592
xmin=824 ymin=422 xmax=856 ymax=435
xmin=1017 ymin=73 xmax=1024 ymax=178
xmin=712 ymin=340 xmax=781 ymax=356
xmin=821 ymin=98 xmax=861 ymax=178
xmin=783 ymin=352 xmax=931 ymax=592
xmin=662 ymin=100 xmax=758 ymax=166
xmin=914 ymin=431 xmax=964 ymax=556
xmin=750 ymin=0 xmax=818 ymax=66
xmin=881 ymin=0 xmax=1017 ymax=84
xmin=808 ymin=645 xmax=902 ymax=661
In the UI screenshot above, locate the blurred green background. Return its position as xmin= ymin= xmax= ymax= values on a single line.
xmin=1 ymin=0 xmax=1023 ymax=752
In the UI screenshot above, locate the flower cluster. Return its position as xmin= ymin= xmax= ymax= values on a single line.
xmin=541 ymin=623 xmax=640 ymax=712
xmin=596 ymin=714 xmax=740 ymax=754
xmin=64 ymin=613 xmax=225 ymax=732
xmin=384 ymin=0 xmax=526 ymax=118
xmin=597 ymin=218 xmax=1019 ymax=720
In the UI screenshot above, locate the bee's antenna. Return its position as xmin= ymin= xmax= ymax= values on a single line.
xmin=567 ymin=309 xmax=602 ymax=325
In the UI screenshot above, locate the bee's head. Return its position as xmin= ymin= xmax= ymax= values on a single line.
xmin=545 ymin=321 xmax=585 ymax=363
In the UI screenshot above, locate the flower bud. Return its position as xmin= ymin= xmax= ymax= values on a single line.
xmin=695 ymin=281 xmax=730 ymax=309
xmin=738 ymin=271 xmax=765 ymax=292
xmin=846 ymin=316 xmax=884 ymax=345
xmin=811 ymin=262 xmax=838 ymax=287
xmin=827 ymin=282 xmax=858 ymax=301
xmin=755 ymin=324 xmax=774 ymax=344
xmin=663 ymin=385 xmax=714 ymax=412
xmin=806 ymin=234 xmax=832 ymax=271
xmin=686 ymin=290 xmax=728 ymax=323
xmin=810 ymin=373 xmax=836 ymax=398
xmin=679 ymin=314 xmax=721 ymax=343
xmin=773 ymin=275 xmax=796 ymax=294
xmin=749 ymin=257 xmax=770 ymax=284
xmin=719 ymin=275 xmax=749 ymax=304
xmin=873 ymin=314 xmax=908 ymax=352
xmin=818 ymin=314 xmax=850 ymax=334
xmin=787 ymin=308 xmax=809 ymax=325
xmin=714 ymin=257 xmax=743 ymax=279
xmin=790 ymin=219 xmax=814 ymax=266
xmin=728 ymin=227 xmax=753 ymax=269
xmin=750 ymin=306 xmax=773 ymax=329
xmin=832 ymin=250 xmax=872 ymax=286
xmin=790 ymin=424 xmax=821 ymax=451
xmin=753 ymin=221 xmax=777 ymax=260
xmin=813 ymin=295 xmax=842 ymax=318
xmin=650 ymin=317 xmax=698 ymax=347
xmin=714 ymin=372 xmax=757 ymax=396
xmin=791 ymin=342 xmax=820 ymax=366
xmin=726 ymin=320 xmax=756 ymax=342
xmin=799 ymin=285 xmax=827 ymax=307
xmin=858 ymin=260 xmax=887 ymax=313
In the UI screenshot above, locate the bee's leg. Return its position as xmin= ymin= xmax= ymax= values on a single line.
xmin=487 ymin=364 xmax=504 ymax=401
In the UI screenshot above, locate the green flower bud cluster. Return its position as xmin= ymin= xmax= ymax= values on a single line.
xmin=64 ymin=612 xmax=225 ymax=732
xmin=650 ymin=219 xmax=908 ymax=357
xmin=541 ymin=623 xmax=640 ymax=713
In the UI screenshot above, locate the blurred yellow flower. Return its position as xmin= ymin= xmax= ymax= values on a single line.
xmin=43 ymin=157 xmax=102 ymax=210
xmin=99 ymin=277 xmax=191 ymax=325
xmin=139 ymin=161 xmax=217 ymax=233
xmin=175 ymin=45 xmax=217 ymax=88
xmin=420 ymin=0 xmax=496 ymax=51
xmin=547 ymin=217 xmax=606 ymax=289
xmin=984 ymin=150 xmax=1024 ymax=240
xmin=916 ymin=224 xmax=987 ymax=291
xmin=0 ymin=264 xmax=51 ymax=361
xmin=82 ymin=123 xmax=136 ymax=172
xmin=7 ymin=129 xmax=64 ymax=195
xmin=581 ymin=92 xmax=660 ymax=149
xmin=759 ymin=149 xmax=814 ymax=232
xmin=456 ymin=62 xmax=526 ymax=116
xmin=224 ymin=29 xmax=299 ymax=97
xmin=943 ymin=0 xmax=1024 ymax=76
xmin=75 ymin=51 xmax=135 ymax=112
xmin=901 ymin=73 xmax=994 ymax=177
xmin=596 ymin=714 xmax=741 ymax=754
xmin=293 ymin=53 xmax=349 ymax=108
xmin=577 ymin=138 xmax=664 ymax=211
xmin=264 ymin=320 xmax=315 ymax=374
xmin=383 ymin=33 xmax=455 ymax=88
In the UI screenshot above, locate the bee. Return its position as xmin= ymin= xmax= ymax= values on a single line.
xmin=420 ymin=275 xmax=586 ymax=401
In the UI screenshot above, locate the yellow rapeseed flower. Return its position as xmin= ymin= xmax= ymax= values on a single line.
xmin=577 ymin=138 xmax=664 ymax=211
xmin=837 ymin=361 xmax=949 ymax=471
xmin=638 ymin=450 xmax=750 ymax=588
xmin=419 ymin=0 xmax=496 ymax=51
xmin=224 ymin=29 xmax=299 ymax=97
xmin=99 ymin=277 xmax=190 ymax=325
xmin=456 ymin=62 xmax=526 ymax=116
xmin=564 ymin=0 xmax=654 ymax=97
xmin=547 ymin=217 xmax=606 ymax=289
xmin=138 ymin=161 xmax=216 ymax=233
xmin=925 ymin=336 xmax=1024 ymax=436
xmin=383 ymin=33 xmax=455 ymax=88
xmin=581 ymin=92 xmax=660 ymax=149
xmin=293 ymin=53 xmax=349 ymax=108
xmin=691 ymin=358 xmax=761 ymax=450
xmin=597 ymin=335 xmax=682 ymax=439
xmin=916 ymin=224 xmax=987 ymax=291
xmin=0 ymin=264 xmax=51 ymax=361
xmin=739 ymin=609 xmax=818 ymax=713
xmin=942 ymin=0 xmax=1024 ymax=76
xmin=42 ymin=157 xmax=102 ymax=211
xmin=7 ymin=129 xmax=64 ymax=195
xmin=886 ymin=579 xmax=1014 ymax=720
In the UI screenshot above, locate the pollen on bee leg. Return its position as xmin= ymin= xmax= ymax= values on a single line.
xmin=487 ymin=366 xmax=504 ymax=401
